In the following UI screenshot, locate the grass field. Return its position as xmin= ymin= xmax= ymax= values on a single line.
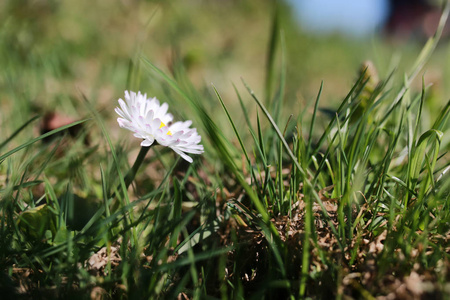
xmin=1 ymin=1 xmax=449 ymax=299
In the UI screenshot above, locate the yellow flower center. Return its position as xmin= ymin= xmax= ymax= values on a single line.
xmin=159 ymin=122 xmax=172 ymax=135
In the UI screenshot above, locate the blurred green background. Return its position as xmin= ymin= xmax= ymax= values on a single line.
xmin=1 ymin=0 xmax=449 ymax=141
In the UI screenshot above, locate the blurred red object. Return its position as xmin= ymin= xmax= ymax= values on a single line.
xmin=385 ymin=0 xmax=450 ymax=40
xmin=40 ymin=112 xmax=88 ymax=144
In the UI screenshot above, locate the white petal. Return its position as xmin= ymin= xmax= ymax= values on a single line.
xmin=171 ymin=147 xmax=193 ymax=163
xmin=141 ymin=138 xmax=154 ymax=147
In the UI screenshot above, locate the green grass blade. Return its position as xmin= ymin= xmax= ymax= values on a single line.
xmin=0 ymin=119 xmax=88 ymax=162
xmin=306 ymin=81 xmax=323 ymax=162
xmin=214 ymin=84 xmax=250 ymax=164
xmin=0 ymin=115 xmax=40 ymax=151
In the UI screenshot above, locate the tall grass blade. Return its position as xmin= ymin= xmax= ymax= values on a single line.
xmin=0 ymin=119 xmax=88 ymax=162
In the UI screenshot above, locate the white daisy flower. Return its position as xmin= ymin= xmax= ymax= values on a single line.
xmin=115 ymin=90 xmax=204 ymax=163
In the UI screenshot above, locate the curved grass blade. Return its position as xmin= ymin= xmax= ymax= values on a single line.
xmin=0 ymin=119 xmax=88 ymax=162
xmin=0 ymin=115 xmax=40 ymax=151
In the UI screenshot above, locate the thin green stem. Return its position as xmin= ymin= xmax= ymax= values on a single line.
xmin=123 ymin=145 xmax=151 ymax=191
xmin=110 ymin=145 xmax=151 ymax=204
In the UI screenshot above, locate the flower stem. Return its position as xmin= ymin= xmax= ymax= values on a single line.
xmin=123 ymin=145 xmax=151 ymax=190
xmin=113 ymin=145 xmax=150 ymax=250
xmin=111 ymin=145 xmax=151 ymax=200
